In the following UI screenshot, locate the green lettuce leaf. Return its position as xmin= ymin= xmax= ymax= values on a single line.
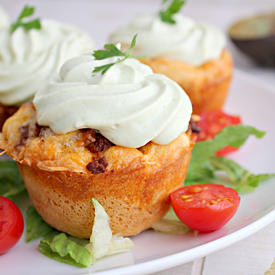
xmin=26 ymin=206 xmax=92 ymax=267
xmin=209 ymin=156 xmax=275 ymax=193
xmin=185 ymin=125 xmax=274 ymax=193
xmin=27 ymin=199 xmax=133 ymax=268
xmin=0 ymin=160 xmax=25 ymax=199
xmin=186 ymin=125 xmax=265 ymax=182
xmin=39 ymin=233 xmax=92 ymax=268
xmin=26 ymin=206 xmax=54 ymax=242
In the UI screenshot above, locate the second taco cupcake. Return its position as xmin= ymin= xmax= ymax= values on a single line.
xmin=109 ymin=3 xmax=233 ymax=113
xmin=0 ymin=5 xmax=94 ymax=128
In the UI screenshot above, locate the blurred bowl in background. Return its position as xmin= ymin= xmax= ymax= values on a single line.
xmin=228 ymin=12 xmax=275 ymax=67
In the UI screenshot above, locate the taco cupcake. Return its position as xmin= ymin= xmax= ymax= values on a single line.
xmin=0 ymin=6 xmax=94 ymax=128
xmin=0 ymin=53 xmax=194 ymax=238
xmin=109 ymin=14 xmax=233 ymax=113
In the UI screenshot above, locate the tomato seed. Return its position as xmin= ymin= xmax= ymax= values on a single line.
xmin=185 ymin=198 xmax=193 ymax=202
xmin=190 ymin=187 xmax=202 ymax=193
xmin=181 ymin=195 xmax=192 ymax=199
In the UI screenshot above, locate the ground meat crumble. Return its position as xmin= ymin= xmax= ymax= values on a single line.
xmin=83 ymin=129 xmax=114 ymax=154
xmin=86 ymin=157 xmax=108 ymax=174
xmin=81 ymin=129 xmax=114 ymax=174
xmin=15 ymin=125 xmax=114 ymax=174
xmin=15 ymin=123 xmax=52 ymax=148
xmin=189 ymin=118 xmax=201 ymax=133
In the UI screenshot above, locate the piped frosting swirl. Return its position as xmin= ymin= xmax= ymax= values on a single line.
xmin=34 ymin=56 xmax=192 ymax=148
xmin=0 ymin=20 xmax=94 ymax=106
xmin=0 ymin=5 xmax=9 ymax=28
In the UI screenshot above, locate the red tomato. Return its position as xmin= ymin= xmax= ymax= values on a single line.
xmin=0 ymin=196 xmax=24 ymax=254
xmin=170 ymin=184 xmax=240 ymax=232
xmin=194 ymin=110 xmax=242 ymax=156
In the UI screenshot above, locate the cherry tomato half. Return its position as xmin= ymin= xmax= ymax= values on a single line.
xmin=0 ymin=196 xmax=24 ymax=254
xmin=170 ymin=184 xmax=240 ymax=232
xmin=194 ymin=110 xmax=242 ymax=156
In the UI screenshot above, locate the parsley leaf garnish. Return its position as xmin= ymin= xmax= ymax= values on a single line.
xmin=10 ymin=5 xmax=42 ymax=33
xmin=92 ymin=34 xmax=139 ymax=75
xmin=159 ymin=0 xmax=185 ymax=24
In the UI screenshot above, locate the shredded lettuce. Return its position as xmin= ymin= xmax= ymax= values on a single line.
xmin=87 ymin=198 xmax=113 ymax=259
xmin=105 ymin=234 xmax=134 ymax=257
xmin=151 ymin=208 xmax=190 ymax=234
xmin=25 ymin=199 xmax=133 ymax=268
xmin=185 ymin=125 xmax=274 ymax=193
xmin=86 ymin=198 xmax=133 ymax=259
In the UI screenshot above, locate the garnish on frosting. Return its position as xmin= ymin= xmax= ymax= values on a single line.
xmin=93 ymin=34 xmax=139 ymax=75
xmin=33 ymin=54 xmax=192 ymax=148
xmin=10 ymin=5 xmax=41 ymax=33
xmin=159 ymin=0 xmax=185 ymax=24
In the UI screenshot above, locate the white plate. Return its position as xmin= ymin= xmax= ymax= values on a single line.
xmin=1 ymin=69 xmax=275 ymax=274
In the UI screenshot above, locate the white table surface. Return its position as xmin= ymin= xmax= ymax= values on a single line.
xmin=1 ymin=0 xmax=275 ymax=274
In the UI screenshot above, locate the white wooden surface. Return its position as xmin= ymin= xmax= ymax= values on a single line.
xmin=1 ymin=0 xmax=275 ymax=274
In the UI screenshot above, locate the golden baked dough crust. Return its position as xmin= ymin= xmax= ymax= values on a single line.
xmin=0 ymin=103 xmax=193 ymax=238
xmin=141 ymin=50 xmax=233 ymax=113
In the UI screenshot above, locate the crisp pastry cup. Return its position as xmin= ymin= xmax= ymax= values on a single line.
xmin=141 ymin=50 xmax=233 ymax=114
xmin=0 ymin=103 xmax=194 ymax=238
